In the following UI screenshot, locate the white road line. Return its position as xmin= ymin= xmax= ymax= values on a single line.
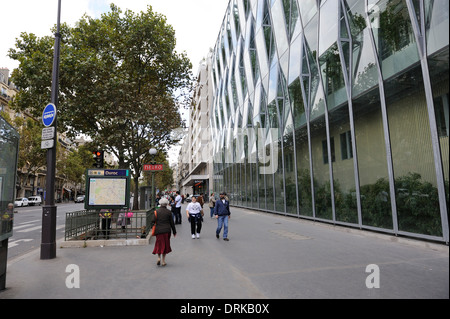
xmin=14 ymin=224 xmax=39 ymax=230
xmin=17 ymin=219 xmax=40 ymax=225
xmin=8 ymin=239 xmax=34 ymax=248
xmin=17 ymin=226 xmax=42 ymax=233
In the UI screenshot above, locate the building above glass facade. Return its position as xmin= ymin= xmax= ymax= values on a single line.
xmin=210 ymin=0 xmax=449 ymax=243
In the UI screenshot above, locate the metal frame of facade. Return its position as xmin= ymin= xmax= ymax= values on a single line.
xmin=210 ymin=0 xmax=449 ymax=243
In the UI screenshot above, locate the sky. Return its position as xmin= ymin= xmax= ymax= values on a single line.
xmin=1 ymin=0 xmax=230 ymax=165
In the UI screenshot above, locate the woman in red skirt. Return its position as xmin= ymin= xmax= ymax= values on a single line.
xmin=150 ymin=198 xmax=177 ymax=266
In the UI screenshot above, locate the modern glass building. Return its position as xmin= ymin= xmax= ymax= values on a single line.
xmin=209 ymin=0 xmax=449 ymax=243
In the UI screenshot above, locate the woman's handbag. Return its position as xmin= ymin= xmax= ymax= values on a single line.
xmin=151 ymin=210 xmax=157 ymax=236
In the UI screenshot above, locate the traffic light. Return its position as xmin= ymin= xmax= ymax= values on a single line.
xmin=93 ymin=150 xmax=104 ymax=168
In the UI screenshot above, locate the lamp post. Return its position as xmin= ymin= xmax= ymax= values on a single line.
xmin=41 ymin=0 xmax=61 ymax=260
xmin=149 ymin=148 xmax=157 ymax=209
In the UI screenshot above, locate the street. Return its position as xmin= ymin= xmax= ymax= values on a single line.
xmin=1 ymin=205 xmax=448 ymax=300
xmin=7 ymin=203 xmax=84 ymax=260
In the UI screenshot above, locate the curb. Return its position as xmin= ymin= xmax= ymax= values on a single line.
xmin=60 ymin=235 xmax=152 ymax=248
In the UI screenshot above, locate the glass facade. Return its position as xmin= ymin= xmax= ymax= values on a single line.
xmin=210 ymin=0 xmax=449 ymax=243
xmin=0 ymin=115 xmax=19 ymax=241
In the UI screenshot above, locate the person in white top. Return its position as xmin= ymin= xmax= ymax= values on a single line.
xmin=186 ymin=196 xmax=204 ymax=239
xmin=174 ymin=191 xmax=182 ymax=224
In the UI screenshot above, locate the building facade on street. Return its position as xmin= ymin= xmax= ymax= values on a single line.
xmin=209 ymin=0 xmax=449 ymax=242
xmin=177 ymin=57 xmax=214 ymax=196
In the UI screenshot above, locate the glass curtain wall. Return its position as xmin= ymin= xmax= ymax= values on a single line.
xmin=210 ymin=0 xmax=449 ymax=243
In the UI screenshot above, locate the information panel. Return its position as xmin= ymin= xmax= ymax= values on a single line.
xmin=84 ymin=169 xmax=131 ymax=210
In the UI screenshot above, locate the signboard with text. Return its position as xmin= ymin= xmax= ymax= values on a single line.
xmin=143 ymin=164 xmax=164 ymax=172
xmin=84 ymin=169 xmax=131 ymax=210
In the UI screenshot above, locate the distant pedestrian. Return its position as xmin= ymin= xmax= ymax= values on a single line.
xmin=99 ymin=209 xmax=112 ymax=239
xmin=209 ymin=193 xmax=216 ymax=218
xmin=169 ymin=195 xmax=176 ymax=222
xmin=174 ymin=191 xmax=183 ymax=224
xmin=186 ymin=196 xmax=204 ymax=239
xmin=117 ymin=209 xmax=133 ymax=230
xmin=197 ymin=193 xmax=204 ymax=208
xmin=214 ymin=193 xmax=231 ymax=241
xmin=150 ymin=198 xmax=177 ymax=267
xmin=1 ymin=203 xmax=14 ymax=235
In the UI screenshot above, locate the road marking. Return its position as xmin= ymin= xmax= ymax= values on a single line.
xmin=17 ymin=219 xmax=40 ymax=225
xmin=8 ymin=239 xmax=34 ymax=248
xmin=17 ymin=226 xmax=42 ymax=233
xmin=14 ymin=223 xmax=40 ymax=230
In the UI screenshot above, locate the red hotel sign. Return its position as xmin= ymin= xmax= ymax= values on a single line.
xmin=143 ymin=164 xmax=164 ymax=171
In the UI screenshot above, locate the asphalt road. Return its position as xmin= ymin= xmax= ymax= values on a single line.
xmin=7 ymin=203 xmax=85 ymax=260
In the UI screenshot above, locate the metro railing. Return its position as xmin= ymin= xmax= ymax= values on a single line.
xmin=65 ymin=210 xmax=154 ymax=241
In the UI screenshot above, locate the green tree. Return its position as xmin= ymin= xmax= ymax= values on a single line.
xmin=57 ymin=143 xmax=95 ymax=197
xmin=8 ymin=4 xmax=193 ymax=209
xmin=143 ymin=151 xmax=174 ymax=192
xmin=0 ymin=111 xmax=46 ymax=193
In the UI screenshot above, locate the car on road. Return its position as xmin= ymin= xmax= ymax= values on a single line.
xmin=75 ymin=195 xmax=85 ymax=203
xmin=28 ymin=196 xmax=42 ymax=206
xmin=15 ymin=197 xmax=29 ymax=207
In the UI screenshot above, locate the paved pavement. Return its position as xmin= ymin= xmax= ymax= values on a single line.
xmin=1 ymin=205 xmax=448 ymax=300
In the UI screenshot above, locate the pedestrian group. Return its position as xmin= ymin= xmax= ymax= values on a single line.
xmin=149 ymin=191 xmax=231 ymax=266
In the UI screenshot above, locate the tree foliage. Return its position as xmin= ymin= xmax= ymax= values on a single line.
xmin=8 ymin=4 xmax=193 ymax=208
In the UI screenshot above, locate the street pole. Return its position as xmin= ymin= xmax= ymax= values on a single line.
xmin=41 ymin=0 xmax=61 ymax=260
xmin=151 ymin=171 xmax=155 ymax=209
xmin=150 ymin=148 xmax=157 ymax=209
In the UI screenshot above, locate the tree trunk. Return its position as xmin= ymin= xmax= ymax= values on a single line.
xmin=133 ymin=175 xmax=140 ymax=210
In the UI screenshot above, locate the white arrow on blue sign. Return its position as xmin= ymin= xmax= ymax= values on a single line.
xmin=42 ymin=103 xmax=57 ymax=127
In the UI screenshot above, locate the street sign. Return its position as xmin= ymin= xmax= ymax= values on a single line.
xmin=143 ymin=164 xmax=164 ymax=171
xmin=87 ymin=169 xmax=129 ymax=177
xmin=42 ymin=127 xmax=55 ymax=140
xmin=41 ymin=140 xmax=55 ymax=149
xmin=42 ymin=103 xmax=57 ymax=127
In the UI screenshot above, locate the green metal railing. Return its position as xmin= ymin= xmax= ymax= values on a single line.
xmin=65 ymin=209 xmax=154 ymax=241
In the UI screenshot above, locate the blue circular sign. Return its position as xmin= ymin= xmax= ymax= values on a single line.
xmin=42 ymin=103 xmax=57 ymax=127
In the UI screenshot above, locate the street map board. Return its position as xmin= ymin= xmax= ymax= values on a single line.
xmin=84 ymin=169 xmax=131 ymax=210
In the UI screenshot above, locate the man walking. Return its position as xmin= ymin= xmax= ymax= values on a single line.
xmin=174 ymin=191 xmax=182 ymax=224
xmin=214 ymin=192 xmax=231 ymax=241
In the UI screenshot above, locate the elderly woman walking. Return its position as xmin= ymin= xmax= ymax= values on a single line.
xmin=150 ymin=198 xmax=177 ymax=266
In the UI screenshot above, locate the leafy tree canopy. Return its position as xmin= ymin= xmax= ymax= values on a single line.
xmin=8 ymin=3 xmax=193 ymax=208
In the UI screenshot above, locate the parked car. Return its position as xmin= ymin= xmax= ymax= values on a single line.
xmin=185 ymin=194 xmax=200 ymax=203
xmin=28 ymin=196 xmax=42 ymax=206
xmin=75 ymin=195 xmax=85 ymax=203
xmin=14 ymin=198 xmax=29 ymax=207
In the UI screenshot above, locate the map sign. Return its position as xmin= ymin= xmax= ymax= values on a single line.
xmin=84 ymin=169 xmax=131 ymax=210
xmin=88 ymin=178 xmax=127 ymax=206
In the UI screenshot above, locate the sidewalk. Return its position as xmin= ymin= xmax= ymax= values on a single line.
xmin=1 ymin=205 xmax=448 ymax=299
